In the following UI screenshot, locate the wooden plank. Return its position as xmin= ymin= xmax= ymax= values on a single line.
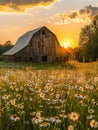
xmin=0 ymin=95 xmax=2 ymax=130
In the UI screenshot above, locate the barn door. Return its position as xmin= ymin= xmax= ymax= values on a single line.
xmin=42 ymin=56 xmax=47 ymax=62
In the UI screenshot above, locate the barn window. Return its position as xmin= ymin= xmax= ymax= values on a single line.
xmin=42 ymin=31 xmax=45 ymax=35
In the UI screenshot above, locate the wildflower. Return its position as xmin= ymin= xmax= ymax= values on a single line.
xmin=87 ymin=115 xmax=95 ymax=119
xmin=2 ymin=94 xmax=10 ymax=100
xmin=56 ymin=128 xmax=60 ymax=130
xmin=54 ymin=106 xmax=61 ymax=109
xmin=15 ymin=88 xmax=19 ymax=92
xmin=74 ymin=85 xmax=78 ymax=89
xmin=94 ymin=77 xmax=98 ymax=82
xmin=60 ymin=99 xmax=66 ymax=104
xmin=67 ymin=91 xmax=70 ymax=96
xmin=49 ymin=117 xmax=56 ymax=123
xmin=79 ymin=87 xmax=84 ymax=91
xmin=69 ymin=112 xmax=79 ymax=121
xmin=10 ymin=85 xmax=14 ymax=90
xmin=29 ymin=112 xmax=36 ymax=116
xmin=55 ymin=116 xmax=62 ymax=123
xmin=39 ymin=122 xmax=50 ymax=127
xmin=10 ymin=114 xmax=20 ymax=121
xmin=91 ymin=98 xmax=95 ymax=104
xmin=75 ymin=94 xmax=86 ymax=99
xmin=2 ymin=89 xmax=6 ymax=92
xmin=95 ymin=101 xmax=98 ymax=106
xmin=10 ymin=99 xmax=16 ymax=106
xmin=68 ymin=125 xmax=74 ymax=130
xmin=17 ymin=103 xmax=24 ymax=109
xmin=31 ymin=117 xmax=43 ymax=124
xmin=49 ymin=106 xmax=54 ymax=109
xmin=18 ymin=111 xmax=25 ymax=115
xmin=38 ymin=88 xmax=41 ymax=93
xmin=90 ymin=86 xmax=94 ymax=91
xmin=90 ymin=119 xmax=98 ymax=128
xmin=56 ymin=94 xmax=60 ymax=99
xmin=24 ymin=121 xmax=29 ymax=124
xmin=60 ymin=114 xmax=68 ymax=118
xmin=61 ymin=110 xmax=66 ymax=113
xmin=88 ymin=109 xmax=94 ymax=114
xmin=29 ymin=97 xmax=33 ymax=101
xmin=39 ymin=105 xmax=44 ymax=108
xmin=29 ymin=87 xmax=34 ymax=92
xmin=85 ymin=84 xmax=90 ymax=89
xmin=78 ymin=78 xmax=83 ymax=83
xmin=36 ymin=112 xmax=41 ymax=117
xmin=40 ymin=92 xmax=45 ymax=98
xmin=20 ymin=87 xmax=24 ymax=91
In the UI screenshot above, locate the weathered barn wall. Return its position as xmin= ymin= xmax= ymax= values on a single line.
xmin=3 ymin=55 xmax=14 ymax=62
xmin=14 ymin=27 xmax=61 ymax=62
xmin=29 ymin=27 xmax=60 ymax=62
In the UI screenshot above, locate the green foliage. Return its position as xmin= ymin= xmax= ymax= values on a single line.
xmin=60 ymin=62 xmax=76 ymax=69
xmin=78 ymin=15 xmax=98 ymax=62
xmin=82 ymin=27 xmax=98 ymax=62
xmin=0 ymin=40 xmax=13 ymax=55
xmin=0 ymin=55 xmax=3 ymax=61
xmin=73 ymin=48 xmax=83 ymax=62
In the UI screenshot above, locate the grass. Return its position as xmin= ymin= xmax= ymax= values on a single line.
xmin=0 ymin=61 xmax=98 ymax=130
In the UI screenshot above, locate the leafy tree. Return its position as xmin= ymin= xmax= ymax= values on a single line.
xmin=0 ymin=40 xmax=13 ymax=55
xmin=78 ymin=15 xmax=98 ymax=62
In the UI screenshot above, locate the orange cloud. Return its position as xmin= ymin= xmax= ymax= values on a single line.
xmin=58 ymin=5 xmax=98 ymax=24
xmin=0 ymin=0 xmax=60 ymax=12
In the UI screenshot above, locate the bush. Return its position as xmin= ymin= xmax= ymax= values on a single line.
xmin=0 ymin=55 xmax=3 ymax=61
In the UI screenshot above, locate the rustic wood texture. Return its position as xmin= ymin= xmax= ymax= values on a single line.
xmin=3 ymin=26 xmax=65 ymax=62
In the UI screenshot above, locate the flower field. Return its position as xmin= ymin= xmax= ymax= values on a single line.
xmin=0 ymin=62 xmax=98 ymax=130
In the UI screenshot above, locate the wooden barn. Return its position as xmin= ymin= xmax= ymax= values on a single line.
xmin=3 ymin=26 xmax=64 ymax=62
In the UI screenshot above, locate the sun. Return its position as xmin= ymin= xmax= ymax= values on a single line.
xmin=63 ymin=42 xmax=70 ymax=48
xmin=62 ymin=39 xmax=73 ymax=48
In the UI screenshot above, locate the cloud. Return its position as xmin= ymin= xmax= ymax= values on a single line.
xmin=58 ymin=5 xmax=98 ymax=24
xmin=55 ymin=20 xmax=70 ymax=25
xmin=0 ymin=0 xmax=60 ymax=12
xmin=85 ymin=5 xmax=98 ymax=16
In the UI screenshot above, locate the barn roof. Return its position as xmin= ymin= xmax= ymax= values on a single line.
xmin=3 ymin=26 xmax=43 ymax=55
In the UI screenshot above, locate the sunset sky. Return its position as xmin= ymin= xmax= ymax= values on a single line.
xmin=0 ymin=0 xmax=98 ymax=47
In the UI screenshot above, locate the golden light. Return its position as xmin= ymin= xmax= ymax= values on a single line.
xmin=63 ymin=41 xmax=71 ymax=48
xmin=63 ymin=42 xmax=69 ymax=48
xmin=62 ymin=39 xmax=74 ymax=49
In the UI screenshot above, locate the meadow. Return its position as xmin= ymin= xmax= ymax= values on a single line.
xmin=0 ymin=61 xmax=98 ymax=130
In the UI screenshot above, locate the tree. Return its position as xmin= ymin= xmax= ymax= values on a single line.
xmin=0 ymin=40 xmax=13 ymax=55
xmin=78 ymin=15 xmax=98 ymax=62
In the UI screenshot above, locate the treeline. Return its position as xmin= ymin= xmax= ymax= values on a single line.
xmin=74 ymin=15 xmax=98 ymax=62
xmin=0 ymin=40 xmax=13 ymax=55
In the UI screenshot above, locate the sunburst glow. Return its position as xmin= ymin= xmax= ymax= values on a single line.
xmin=63 ymin=41 xmax=71 ymax=48
xmin=63 ymin=42 xmax=69 ymax=48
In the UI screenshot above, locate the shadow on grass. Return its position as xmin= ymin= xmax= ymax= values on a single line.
xmin=0 ymin=61 xmax=76 ymax=70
